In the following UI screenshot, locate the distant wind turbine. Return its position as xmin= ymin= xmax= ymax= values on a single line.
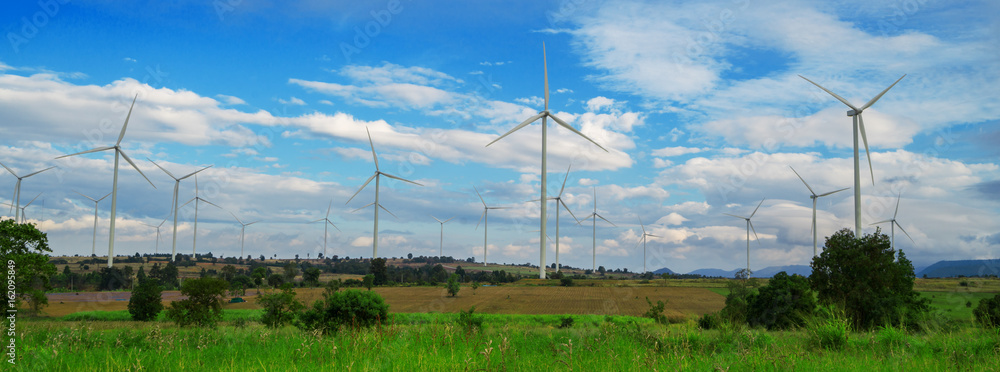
xmin=229 ymin=210 xmax=259 ymax=258
xmin=871 ymin=193 xmax=915 ymax=253
xmin=799 ymin=74 xmax=905 ymax=237
xmin=725 ymin=198 xmax=765 ymax=275
xmin=141 ymin=219 xmax=167 ymax=255
xmin=346 ymin=127 xmax=423 ymax=259
xmin=180 ymin=174 xmax=222 ymax=258
xmin=486 ymin=43 xmax=609 ymax=279
xmin=474 ymin=186 xmax=508 ymax=267
xmin=1 ymin=161 xmax=56 ymax=222
xmin=790 ymin=166 xmax=849 ymax=257
xmin=56 ymin=95 xmax=155 ymax=268
xmin=74 ymin=190 xmax=112 ymax=256
xmin=17 ymin=192 xmax=42 ymax=224
xmin=578 ymin=187 xmax=615 ymax=272
xmin=311 ymin=200 xmax=340 ymax=258
xmin=430 ymin=215 xmax=454 ymax=257
xmin=635 ymin=217 xmax=659 ymax=274
xmin=531 ymin=165 xmax=579 ymax=273
xmin=148 ymin=159 xmax=212 ymax=262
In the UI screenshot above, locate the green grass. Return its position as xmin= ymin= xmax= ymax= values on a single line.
xmin=921 ymin=291 xmax=997 ymax=323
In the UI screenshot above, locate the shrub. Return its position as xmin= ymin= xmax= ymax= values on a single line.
xmin=974 ymin=294 xmax=1000 ymax=329
xmin=300 ymin=289 xmax=389 ymax=334
xmin=166 ymin=278 xmax=229 ymax=327
xmin=808 ymin=315 xmax=850 ymax=350
xmin=446 ymin=274 xmax=460 ymax=297
xmin=698 ymin=312 xmax=723 ymax=330
xmin=471 ymin=281 xmax=480 ymax=295
xmin=457 ymin=306 xmax=483 ymax=331
xmin=128 ymin=278 xmax=163 ymax=321
xmin=876 ymin=325 xmax=909 ymax=350
xmin=257 ymin=283 xmax=304 ymax=328
xmin=324 ymin=278 xmax=342 ymax=296
xmin=558 ymin=316 xmax=574 ymax=329
xmin=719 ymin=276 xmax=759 ymax=324
xmin=747 ymin=272 xmax=816 ymax=330
xmin=644 ymin=297 xmax=668 ymax=324
xmin=560 ymin=277 xmax=574 ymax=287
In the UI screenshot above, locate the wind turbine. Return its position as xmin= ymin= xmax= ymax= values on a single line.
xmin=474 ymin=186 xmax=508 ymax=267
xmin=141 ymin=219 xmax=167 ymax=255
xmin=532 ymin=165 xmax=579 ymax=273
xmin=74 ymin=190 xmax=112 ymax=256
xmin=346 ymin=127 xmax=423 ymax=259
xmin=56 ymin=95 xmax=155 ymax=268
xmin=180 ymin=174 xmax=222 ymax=258
xmin=430 ymin=215 xmax=454 ymax=257
xmin=17 ymin=192 xmax=42 ymax=224
xmin=725 ymin=198 xmax=765 ymax=275
xmin=578 ymin=187 xmax=616 ymax=272
xmin=148 ymin=158 xmax=212 ymax=262
xmin=799 ymin=74 xmax=905 ymax=237
xmin=485 ymin=43 xmax=609 ymax=279
xmin=311 ymin=200 xmax=340 ymax=258
xmin=229 ymin=210 xmax=259 ymax=258
xmin=635 ymin=217 xmax=659 ymax=274
xmin=789 ymin=166 xmax=849 ymax=257
xmin=1 ymin=161 xmax=56 ymax=222
xmin=871 ymin=193 xmax=914 ymax=253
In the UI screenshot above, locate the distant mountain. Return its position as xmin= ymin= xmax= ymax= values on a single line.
xmin=652 ymin=267 xmax=676 ymax=275
xmin=684 ymin=265 xmax=811 ymax=279
xmin=917 ymin=259 xmax=1000 ymax=278
xmin=687 ymin=268 xmax=737 ymax=278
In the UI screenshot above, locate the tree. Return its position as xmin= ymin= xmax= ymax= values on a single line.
xmin=303 ymin=267 xmax=321 ymax=286
xmin=974 ymin=294 xmax=1000 ymax=329
xmin=471 ymin=281 xmax=480 ymax=295
xmin=221 ymin=265 xmax=237 ymax=282
xmin=0 ymin=219 xmax=57 ymax=314
xmin=267 ymin=273 xmax=284 ymax=288
xmin=809 ymin=228 xmax=928 ymax=330
xmin=362 ymin=274 xmax=374 ymax=290
xmin=128 ymin=278 xmax=163 ymax=321
xmin=283 ymin=262 xmax=299 ymax=282
xmin=299 ymin=289 xmax=389 ymax=334
xmin=446 ymin=273 xmax=460 ymax=297
xmin=407 ymin=253 xmax=413 ymax=260
xmin=746 ymin=272 xmax=816 ymax=330
xmin=598 ymin=266 xmax=606 ymax=275
xmin=370 ymin=258 xmax=388 ymax=285
xmin=166 ymin=277 xmax=229 ymax=327
xmin=257 ymin=283 xmax=304 ymax=328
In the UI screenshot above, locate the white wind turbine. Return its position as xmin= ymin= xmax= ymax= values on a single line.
xmin=148 ymin=159 xmax=212 ymax=262
xmin=799 ymin=74 xmax=905 ymax=237
xmin=725 ymin=198 xmax=765 ymax=275
xmin=74 ymin=190 xmax=112 ymax=256
xmin=141 ymin=219 xmax=167 ymax=255
xmin=430 ymin=215 xmax=455 ymax=257
xmin=578 ymin=187 xmax=616 ymax=272
xmin=311 ymin=201 xmax=340 ymax=258
xmin=229 ymin=210 xmax=259 ymax=258
xmin=180 ymin=174 xmax=222 ymax=258
xmin=17 ymin=192 xmax=42 ymax=224
xmin=789 ymin=166 xmax=849 ymax=257
xmin=871 ymin=193 xmax=915 ymax=253
xmin=532 ymin=165 xmax=579 ymax=273
xmin=485 ymin=43 xmax=609 ymax=279
xmin=56 ymin=95 xmax=156 ymax=268
xmin=474 ymin=186 xmax=508 ymax=267
xmin=346 ymin=127 xmax=423 ymax=259
xmin=1 ymin=161 xmax=56 ymax=222
xmin=635 ymin=217 xmax=660 ymax=274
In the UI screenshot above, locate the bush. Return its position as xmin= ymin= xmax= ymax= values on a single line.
xmin=257 ymin=284 xmax=304 ymax=328
xmin=719 ymin=276 xmax=759 ymax=324
xmin=747 ymin=272 xmax=816 ymax=330
xmin=560 ymin=277 xmax=574 ymax=287
xmin=300 ymin=289 xmax=389 ymax=334
xmin=446 ymin=274 xmax=460 ymax=297
xmin=128 ymin=278 xmax=163 ymax=321
xmin=457 ymin=306 xmax=483 ymax=331
xmin=558 ymin=316 xmax=574 ymax=329
xmin=471 ymin=281 xmax=480 ymax=295
xmin=808 ymin=316 xmax=850 ymax=350
xmin=974 ymin=294 xmax=1000 ymax=329
xmin=166 ymin=278 xmax=229 ymax=327
xmin=644 ymin=297 xmax=668 ymax=324
xmin=698 ymin=312 xmax=723 ymax=330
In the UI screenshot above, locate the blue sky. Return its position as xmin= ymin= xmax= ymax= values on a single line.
xmin=1 ymin=0 xmax=998 ymax=274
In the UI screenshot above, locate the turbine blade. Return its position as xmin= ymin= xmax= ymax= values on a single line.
xmin=55 ymin=146 xmax=115 ymax=159
xmin=858 ymin=114 xmax=875 ymax=186
xmin=0 ymin=161 xmax=16 ymax=177
xmin=351 ymin=202 xmax=375 ymax=213
xmin=798 ymin=75 xmax=858 ymax=111
xmin=326 ymin=220 xmax=340 ymax=232
xmin=310 ymin=218 xmax=325 ymax=223
xmin=179 ymin=165 xmax=213 ymax=181
xmin=749 ymin=221 xmax=760 ymax=245
xmin=97 ymin=192 xmax=112 ymax=202
xmin=543 ymin=42 xmax=549 ymax=111
xmin=723 ymin=213 xmax=746 ymax=220
xmin=895 ymin=221 xmax=915 ymax=244
xmin=346 ymin=173 xmax=377 ymax=205
xmin=560 ymin=199 xmax=580 ymax=223
xmin=597 ymin=214 xmax=616 ymax=227
xmin=326 ymin=200 xmax=333 ymax=218
xmin=550 ymin=114 xmax=609 ymax=152
xmin=485 ymin=113 xmax=545 ymax=147
xmin=817 ymin=187 xmax=850 ymax=197
xmin=24 ymin=192 xmax=42 ymax=207
xmin=638 ymin=217 xmax=646 ymax=234
xmin=119 ymin=150 xmax=156 ymax=188
xmin=229 ymin=210 xmax=243 ymax=225
xmin=180 ymin=197 xmax=196 ymax=209
xmin=559 ymin=164 xmax=572 ymax=196
xmin=366 ymin=127 xmax=380 ymax=171
xmin=475 ymin=210 xmax=486 ymax=230
xmin=750 ymin=198 xmax=765 ymax=218
xmin=859 ymin=75 xmax=906 ymax=111
xmin=870 ymin=219 xmax=892 ymax=225
xmin=381 ymin=172 xmax=423 ymax=186
xmin=22 ymin=166 xmax=56 ymax=178
xmin=116 ymin=95 xmax=138 ymax=145
xmin=444 ymin=216 xmax=454 ymax=223
xmin=246 ymin=221 xmax=259 ymax=226
xmin=379 ymin=204 xmax=399 ymax=219
xmin=893 ymin=193 xmax=901 ymax=219
xmin=74 ymin=190 xmax=97 ymax=202
xmin=474 ymin=185 xmax=487 ymax=207
xmin=430 ymin=214 xmax=442 ymax=223
xmin=147 ymin=158 xmax=177 ymax=180
xmin=789 ymin=166 xmax=816 ymax=196
xmin=200 ymin=198 xmax=223 ymax=210
xmin=576 ymin=214 xmax=593 ymax=225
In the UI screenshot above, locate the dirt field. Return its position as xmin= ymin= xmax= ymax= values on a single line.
xmin=42 ymin=285 xmax=725 ymax=318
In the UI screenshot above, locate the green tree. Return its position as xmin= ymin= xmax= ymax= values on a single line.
xmin=303 ymin=267 xmax=321 ymax=287
xmin=446 ymin=273 xmax=460 ymax=297
xmin=362 ymin=274 xmax=374 ymax=290
xmin=128 ymin=278 xmax=163 ymax=321
xmin=809 ymin=228 xmax=928 ymax=330
xmin=471 ymin=281 xmax=480 ymax=295
xmin=221 ymin=264 xmax=237 ymax=282
xmin=257 ymin=283 xmax=304 ymax=328
xmin=974 ymin=294 xmax=1000 ymax=329
xmin=747 ymin=271 xmax=816 ymax=330
xmin=718 ymin=269 xmax=760 ymax=324
xmin=299 ymin=289 xmax=389 ymax=334
xmin=267 ymin=273 xmax=284 ymax=288
xmin=370 ymin=257 xmax=388 ymax=285
xmin=0 ymin=219 xmax=57 ymax=314
xmin=166 ymin=277 xmax=229 ymax=327
xmin=283 ymin=262 xmax=299 ymax=282
xmin=251 ymin=267 xmax=266 ymax=287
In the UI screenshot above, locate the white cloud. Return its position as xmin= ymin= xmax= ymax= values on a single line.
xmin=585 ymin=96 xmax=615 ymax=112
xmin=652 ymin=146 xmax=704 ymax=157
xmin=556 ymin=88 xmax=573 ymax=94
xmin=578 ymin=178 xmax=599 ymax=186
xmin=278 ymin=97 xmax=306 ymax=106
xmin=215 ymin=94 xmax=246 ymax=105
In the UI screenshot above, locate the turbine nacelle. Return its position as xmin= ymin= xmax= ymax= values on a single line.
xmin=847 ymin=109 xmax=858 ymax=116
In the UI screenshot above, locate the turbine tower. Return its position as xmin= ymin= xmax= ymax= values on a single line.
xmin=635 ymin=217 xmax=659 ymax=274
xmin=430 ymin=215 xmax=454 ymax=257
xmin=725 ymin=198 xmax=765 ymax=275
xmin=346 ymin=127 xmax=423 ymax=259
xmin=486 ymin=43 xmax=609 ymax=279
xmin=148 ymin=159 xmax=212 ymax=262
xmin=578 ymin=187 xmax=615 ymax=272
xmin=1 ymin=161 xmax=56 ymax=222
xmin=474 ymin=186 xmax=508 ymax=267
xmin=229 ymin=211 xmax=259 ymax=258
xmin=311 ymin=200 xmax=340 ymax=258
xmin=535 ymin=165 xmax=579 ymax=273
xmin=799 ymin=74 xmax=905 ymax=237
xmin=789 ymin=166 xmax=849 ymax=257
xmin=56 ymin=95 xmax=156 ymax=268
xmin=181 ymin=174 xmax=222 ymax=258
xmin=74 ymin=190 xmax=112 ymax=256
xmin=871 ymin=193 xmax=914 ymax=253
xmin=141 ymin=219 xmax=167 ymax=255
